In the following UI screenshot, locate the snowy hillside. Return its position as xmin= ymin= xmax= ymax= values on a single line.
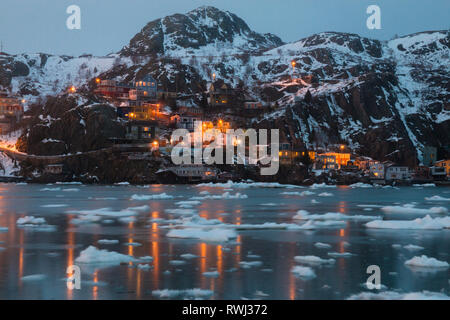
xmin=0 ymin=7 xmax=448 ymax=165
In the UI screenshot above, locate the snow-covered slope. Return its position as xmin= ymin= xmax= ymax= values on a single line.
xmin=0 ymin=7 xmax=448 ymax=165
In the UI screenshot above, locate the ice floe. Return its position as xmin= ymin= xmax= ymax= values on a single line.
xmin=365 ymin=215 xmax=450 ymax=230
xmin=166 ymin=228 xmax=237 ymax=242
xmin=347 ymin=290 xmax=449 ymax=300
xmin=403 ymin=244 xmax=424 ymax=252
xmin=291 ymin=266 xmax=316 ymax=279
xmin=318 ymin=192 xmax=333 ymax=197
xmin=41 ymin=204 xmax=68 ymax=208
xmin=191 ymin=192 xmax=248 ymax=200
xmin=239 ymin=261 xmax=263 ymax=269
xmin=75 ymin=246 xmax=136 ymax=265
xmin=424 ymin=195 xmax=450 ymax=201
xmin=327 ymin=252 xmax=354 ymax=258
xmin=381 ymin=204 xmax=448 ymax=215
xmin=314 ymin=242 xmax=332 ymax=249
xmin=309 ymin=183 xmax=337 ymax=189
xmin=349 ymin=183 xmax=373 ymax=188
xmin=196 ymin=180 xmax=301 ymax=189
xmin=152 ymin=288 xmax=214 ymax=299
xmin=293 ymin=210 xmax=381 ymax=221
xmin=202 ymin=271 xmax=219 ymax=278
xmin=404 ymin=255 xmax=449 ymax=269
xmin=281 ymin=191 xmax=315 ymax=196
xmin=98 ymin=239 xmax=119 ymax=245
xmin=21 ymin=274 xmax=47 ymax=282
xmin=130 ymin=193 xmax=174 ymax=200
xmin=294 ymin=255 xmax=335 ymax=265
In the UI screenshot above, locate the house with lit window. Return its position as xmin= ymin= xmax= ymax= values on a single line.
xmin=421 ymin=146 xmax=437 ymax=166
xmin=129 ymin=75 xmax=158 ymax=102
xmin=207 ymin=81 xmax=234 ymax=107
xmin=0 ymin=91 xmax=24 ymax=134
xmin=434 ymin=159 xmax=450 ymax=177
xmin=125 ymin=120 xmax=159 ymax=141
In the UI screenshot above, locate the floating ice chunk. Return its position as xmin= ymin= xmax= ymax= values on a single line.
xmin=327 ymin=252 xmax=354 ymax=258
xmin=131 ymin=193 xmax=173 ymax=200
xmin=425 ymin=195 xmax=450 ymax=201
xmin=260 ymin=203 xmax=277 ymax=206
xmin=347 ymin=291 xmax=449 ymax=300
xmin=405 ymin=255 xmax=449 ymax=269
xmin=293 ymin=210 xmax=380 ymax=221
xmin=191 ymin=192 xmax=248 ymax=200
xmin=294 ymin=255 xmax=335 ymax=265
xmin=40 ymin=188 xmax=61 ymax=191
xmin=137 ymin=264 xmax=151 ymax=270
xmin=119 ymin=217 xmax=136 ymax=224
xmin=281 ymin=191 xmax=315 ymax=196
xmin=169 ymin=260 xmax=186 ymax=266
xmin=239 ymin=261 xmax=263 ymax=269
xmin=297 ymin=220 xmax=346 ymax=229
xmin=152 ymin=288 xmax=213 ymax=299
xmin=403 ymin=244 xmax=424 ymax=252
xmin=310 ymin=183 xmax=336 ymax=189
xmin=41 ymin=204 xmax=68 ymax=208
xmin=17 ymin=216 xmax=47 ymax=225
xmin=196 ymin=181 xmax=300 ymax=189
xmin=124 ymin=242 xmax=141 ymax=247
xmin=128 ymin=205 xmax=150 ymax=212
xmin=180 ymin=253 xmax=198 ymax=259
xmin=349 ymin=183 xmax=373 ymax=188
xmin=62 ymin=188 xmax=80 ymax=192
xmin=365 ymin=215 xmax=450 ymax=230
xmin=314 ymin=242 xmax=332 ymax=249
xmin=175 ymin=200 xmax=202 ymax=208
xmin=21 ymin=274 xmax=47 ymax=281
xmin=138 ymin=256 xmax=153 ymax=262
xmin=357 ymin=204 xmax=383 ymax=208
xmin=318 ymin=192 xmax=333 ymax=197
xmin=98 ymin=239 xmax=119 ymax=245
xmin=115 ymin=182 xmax=130 ymax=185
xmin=165 ymin=208 xmax=198 ymax=215
xmin=0 ymin=227 xmax=8 ymax=233
xmin=413 ymin=183 xmax=436 ymax=187
xmin=291 ymin=266 xmax=316 ymax=279
xmin=254 ymin=290 xmax=269 ymax=297
xmin=202 ymin=271 xmax=219 ymax=278
xmin=68 ymin=207 xmax=138 ymax=217
xmin=75 ymin=246 xmax=135 ymax=264
xmin=166 ymin=228 xmax=237 ymax=242
xmin=381 ymin=205 xmax=448 ymax=215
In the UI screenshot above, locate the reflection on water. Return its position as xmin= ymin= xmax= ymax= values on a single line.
xmin=0 ymin=183 xmax=448 ymax=300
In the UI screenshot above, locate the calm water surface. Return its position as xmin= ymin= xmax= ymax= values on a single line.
xmin=0 ymin=183 xmax=448 ymax=299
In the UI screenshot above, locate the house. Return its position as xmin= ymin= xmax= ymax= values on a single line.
xmin=129 ymin=75 xmax=158 ymax=102
xmin=170 ymin=112 xmax=202 ymax=131
xmin=430 ymin=165 xmax=447 ymax=181
xmin=125 ymin=120 xmax=158 ymax=141
xmin=208 ymin=82 xmax=234 ymax=107
xmin=385 ymin=165 xmax=412 ymax=182
xmin=355 ymin=156 xmax=379 ymax=171
xmin=278 ymin=142 xmax=302 ymax=165
xmin=94 ymin=79 xmax=131 ymax=100
xmin=314 ymin=154 xmax=339 ymax=170
xmin=370 ymin=163 xmax=386 ymax=182
xmin=421 ymin=146 xmax=437 ymax=166
xmin=0 ymin=91 xmax=24 ymax=134
xmin=243 ymin=95 xmax=263 ymax=109
xmin=434 ymin=159 xmax=450 ymax=177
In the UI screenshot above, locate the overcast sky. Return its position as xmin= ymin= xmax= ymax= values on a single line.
xmin=0 ymin=0 xmax=448 ymax=56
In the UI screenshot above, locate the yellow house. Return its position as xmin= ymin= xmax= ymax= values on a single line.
xmin=435 ymin=159 xmax=450 ymax=177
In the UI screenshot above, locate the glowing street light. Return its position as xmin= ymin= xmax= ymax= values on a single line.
xmin=95 ymin=78 xmax=101 ymax=84
xmin=69 ymin=86 xmax=76 ymax=93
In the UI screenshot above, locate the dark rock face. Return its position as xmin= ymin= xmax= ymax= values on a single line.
xmin=16 ymin=96 xmax=126 ymax=156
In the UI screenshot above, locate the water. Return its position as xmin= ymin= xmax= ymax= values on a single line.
xmin=0 ymin=183 xmax=448 ymax=300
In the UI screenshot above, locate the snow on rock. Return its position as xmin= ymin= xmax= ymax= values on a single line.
xmin=404 ymin=255 xmax=449 ymax=269
xmin=294 ymin=255 xmax=335 ymax=265
xmin=365 ymin=215 xmax=450 ymax=230
xmin=166 ymin=228 xmax=237 ymax=242
xmin=75 ymin=246 xmax=136 ymax=264
xmin=291 ymin=266 xmax=316 ymax=279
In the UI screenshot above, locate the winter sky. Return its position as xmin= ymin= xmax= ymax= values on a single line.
xmin=0 ymin=0 xmax=448 ymax=56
